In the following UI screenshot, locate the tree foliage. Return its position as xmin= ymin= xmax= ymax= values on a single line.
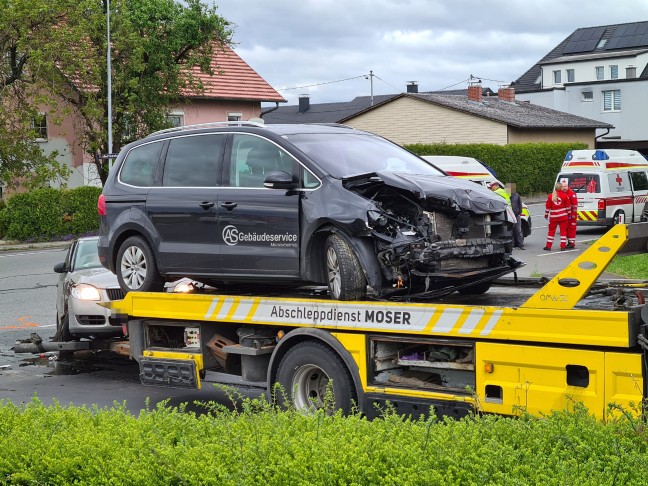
xmin=35 ymin=0 xmax=233 ymax=184
xmin=0 ymin=0 xmax=72 ymax=189
xmin=1 ymin=0 xmax=232 ymax=188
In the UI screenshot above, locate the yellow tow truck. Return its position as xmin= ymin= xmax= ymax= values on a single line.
xmin=105 ymin=224 xmax=648 ymax=420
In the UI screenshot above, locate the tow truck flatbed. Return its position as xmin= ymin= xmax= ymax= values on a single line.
xmin=17 ymin=224 xmax=648 ymax=420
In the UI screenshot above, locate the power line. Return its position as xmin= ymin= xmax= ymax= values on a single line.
xmin=277 ymin=75 xmax=367 ymax=91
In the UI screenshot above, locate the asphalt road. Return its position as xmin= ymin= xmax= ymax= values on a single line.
xmin=0 ymin=247 xmax=260 ymax=413
xmin=0 ymin=208 xmax=615 ymax=412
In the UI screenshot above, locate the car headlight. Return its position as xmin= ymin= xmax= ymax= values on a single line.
xmin=71 ymin=284 xmax=101 ymax=301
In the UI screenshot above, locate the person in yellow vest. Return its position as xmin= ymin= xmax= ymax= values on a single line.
xmin=487 ymin=180 xmax=523 ymax=249
xmin=487 ymin=180 xmax=510 ymax=204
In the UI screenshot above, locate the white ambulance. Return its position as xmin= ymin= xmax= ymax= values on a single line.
xmin=556 ymin=149 xmax=648 ymax=228
xmin=422 ymin=155 xmax=532 ymax=236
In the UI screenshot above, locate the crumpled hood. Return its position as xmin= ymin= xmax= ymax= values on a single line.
xmin=375 ymin=171 xmax=508 ymax=214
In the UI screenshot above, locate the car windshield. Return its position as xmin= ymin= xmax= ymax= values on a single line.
xmin=74 ymin=239 xmax=102 ymax=270
xmin=284 ymin=133 xmax=445 ymax=179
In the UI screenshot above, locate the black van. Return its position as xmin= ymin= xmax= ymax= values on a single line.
xmin=98 ymin=122 xmax=521 ymax=300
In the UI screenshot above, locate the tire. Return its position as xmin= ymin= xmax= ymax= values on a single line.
xmin=607 ymin=211 xmax=626 ymax=230
xmin=325 ymin=234 xmax=367 ymax=301
xmin=274 ymin=341 xmax=356 ymax=415
xmin=116 ymin=236 xmax=164 ymax=293
xmin=457 ymin=281 xmax=492 ymax=295
xmin=522 ymin=220 xmax=531 ymax=238
xmin=55 ymin=313 xmax=73 ymax=342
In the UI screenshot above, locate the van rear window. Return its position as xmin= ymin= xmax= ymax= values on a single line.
xmin=558 ymin=173 xmax=600 ymax=194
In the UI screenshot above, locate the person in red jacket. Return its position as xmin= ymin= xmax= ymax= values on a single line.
xmin=561 ymin=179 xmax=578 ymax=249
xmin=544 ymin=182 xmax=572 ymax=251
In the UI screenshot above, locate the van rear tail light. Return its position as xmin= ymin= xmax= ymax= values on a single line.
xmin=597 ymin=199 xmax=606 ymax=210
xmin=97 ymin=194 xmax=106 ymax=216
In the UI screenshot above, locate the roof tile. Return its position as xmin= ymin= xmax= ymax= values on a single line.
xmin=182 ymin=45 xmax=285 ymax=102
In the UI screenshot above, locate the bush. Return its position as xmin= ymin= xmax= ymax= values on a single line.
xmin=0 ymin=397 xmax=646 ymax=485
xmin=0 ymin=198 xmax=6 ymax=239
xmin=405 ymin=142 xmax=589 ymax=196
xmin=0 ymin=186 xmax=101 ymax=241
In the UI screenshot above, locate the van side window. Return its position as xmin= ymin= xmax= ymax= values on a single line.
xmin=162 ymin=134 xmax=225 ymax=187
xmin=228 ymin=134 xmax=292 ymax=188
xmin=608 ymin=172 xmax=630 ymax=193
xmin=120 ymin=141 xmax=163 ymax=187
xmin=630 ymin=171 xmax=648 ymax=191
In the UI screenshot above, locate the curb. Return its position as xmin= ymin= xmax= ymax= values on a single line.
xmin=0 ymin=240 xmax=70 ymax=252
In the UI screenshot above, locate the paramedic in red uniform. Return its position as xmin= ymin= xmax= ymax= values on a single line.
xmin=561 ymin=180 xmax=578 ymax=249
xmin=544 ymin=182 xmax=572 ymax=251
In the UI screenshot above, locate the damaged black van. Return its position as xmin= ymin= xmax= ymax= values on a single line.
xmin=97 ymin=122 xmax=522 ymax=300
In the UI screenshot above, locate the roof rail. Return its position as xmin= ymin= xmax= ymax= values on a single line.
xmin=146 ymin=120 xmax=266 ymax=138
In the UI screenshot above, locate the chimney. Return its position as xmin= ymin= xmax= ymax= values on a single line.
xmin=406 ymin=81 xmax=419 ymax=93
xmin=298 ymin=94 xmax=310 ymax=113
xmin=467 ymin=81 xmax=482 ymax=102
xmin=498 ymin=85 xmax=515 ymax=102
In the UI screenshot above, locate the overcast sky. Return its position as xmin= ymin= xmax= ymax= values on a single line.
xmin=213 ymin=1 xmax=648 ymax=106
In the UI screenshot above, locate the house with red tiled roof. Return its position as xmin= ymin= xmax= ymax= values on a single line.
xmin=45 ymin=45 xmax=285 ymax=188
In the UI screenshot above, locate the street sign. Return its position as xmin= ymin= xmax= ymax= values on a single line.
xmin=99 ymin=153 xmax=119 ymax=160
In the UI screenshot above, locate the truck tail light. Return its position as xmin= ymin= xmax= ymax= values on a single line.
xmin=597 ymin=199 xmax=606 ymax=211
xmin=97 ymin=194 xmax=106 ymax=216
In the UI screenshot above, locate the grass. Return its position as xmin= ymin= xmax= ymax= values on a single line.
xmin=607 ymin=253 xmax=648 ymax=279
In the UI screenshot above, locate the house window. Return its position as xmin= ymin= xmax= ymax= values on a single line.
xmin=553 ymin=70 xmax=561 ymax=84
xmin=32 ymin=113 xmax=48 ymax=141
xmin=626 ymin=67 xmax=637 ymax=78
xmin=603 ymin=89 xmax=621 ymax=111
xmin=595 ymin=66 xmax=604 ymax=80
xmin=227 ymin=113 xmax=242 ymax=121
xmin=582 ymin=91 xmax=593 ymax=101
xmin=566 ymin=69 xmax=575 ymax=82
xmin=610 ymin=65 xmax=618 ymax=79
xmin=166 ymin=114 xmax=184 ymax=127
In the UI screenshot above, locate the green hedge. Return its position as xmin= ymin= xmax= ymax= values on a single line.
xmin=0 ymin=397 xmax=645 ymax=485
xmin=0 ymin=186 xmax=102 ymax=241
xmin=405 ymin=142 xmax=589 ymax=196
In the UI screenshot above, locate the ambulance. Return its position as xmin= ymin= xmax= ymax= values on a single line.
xmin=556 ymin=149 xmax=648 ymax=228
xmin=422 ymin=155 xmax=532 ymax=236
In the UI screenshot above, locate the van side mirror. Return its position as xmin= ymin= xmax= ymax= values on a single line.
xmin=264 ymin=171 xmax=298 ymax=190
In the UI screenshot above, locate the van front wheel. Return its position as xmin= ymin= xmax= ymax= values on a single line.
xmin=116 ymin=236 xmax=165 ymax=293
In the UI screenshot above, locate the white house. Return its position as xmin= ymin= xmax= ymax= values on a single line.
xmin=513 ymin=21 xmax=648 ymax=155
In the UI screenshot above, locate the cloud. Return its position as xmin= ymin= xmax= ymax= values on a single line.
xmin=214 ymin=0 xmax=648 ymax=103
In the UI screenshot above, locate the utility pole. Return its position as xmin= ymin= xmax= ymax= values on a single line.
xmin=107 ymin=0 xmax=113 ymax=169
xmin=368 ymin=70 xmax=374 ymax=106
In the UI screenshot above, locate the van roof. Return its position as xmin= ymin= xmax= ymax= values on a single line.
xmin=562 ymin=149 xmax=648 ymax=171
xmin=421 ymin=155 xmax=494 ymax=180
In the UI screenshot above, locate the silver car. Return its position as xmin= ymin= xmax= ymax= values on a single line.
xmin=54 ymin=236 xmax=125 ymax=340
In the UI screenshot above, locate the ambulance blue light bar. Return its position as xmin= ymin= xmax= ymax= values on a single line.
xmin=592 ymin=150 xmax=609 ymax=160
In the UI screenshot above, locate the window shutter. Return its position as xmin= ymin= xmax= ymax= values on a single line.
xmin=603 ymin=91 xmax=612 ymax=110
xmin=614 ymin=90 xmax=621 ymax=110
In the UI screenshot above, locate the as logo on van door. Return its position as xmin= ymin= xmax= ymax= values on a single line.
xmin=222 ymin=225 xmax=239 ymax=246
xmin=222 ymin=225 xmax=298 ymax=247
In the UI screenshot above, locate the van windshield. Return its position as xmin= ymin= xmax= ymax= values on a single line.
xmin=558 ymin=173 xmax=600 ymax=194
xmin=285 ymin=133 xmax=444 ymax=179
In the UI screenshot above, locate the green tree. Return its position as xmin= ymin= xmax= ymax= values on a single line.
xmin=35 ymin=0 xmax=233 ymax=185
xmin=0 ymin=0 xmax=72 ymax=189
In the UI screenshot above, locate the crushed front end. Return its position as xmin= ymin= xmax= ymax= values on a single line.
xmin=346 ymin=172 xmax=524 ymax=299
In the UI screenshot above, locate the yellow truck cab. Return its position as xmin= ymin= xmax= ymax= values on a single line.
xmin=422 ymin=155 xmax=531 ymax=237
xmin=557 ymin=149 xmax=648 ymax=228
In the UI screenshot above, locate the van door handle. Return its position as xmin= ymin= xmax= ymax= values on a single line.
xmin=199 ymin=201 xmax=215 ymax=209
xmin=220 ymin=202 xmax=238 ymax=210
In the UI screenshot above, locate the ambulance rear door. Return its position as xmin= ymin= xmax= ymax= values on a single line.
xmin=558 ymin=172 xmax=602 ymax=224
